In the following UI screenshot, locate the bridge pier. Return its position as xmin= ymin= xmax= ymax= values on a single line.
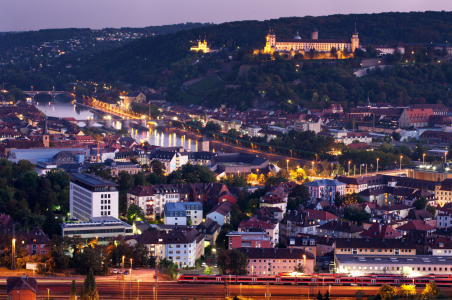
xmin=86 ymin=117 xmax=95 ymax=128
xmin=121 ymin=119 xmax=130 ymax=129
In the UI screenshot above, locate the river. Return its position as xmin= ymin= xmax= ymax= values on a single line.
xmin=34 ymin=101 xmax=198 ymax=150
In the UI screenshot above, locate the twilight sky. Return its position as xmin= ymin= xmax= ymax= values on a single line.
xmin=1 ymin=0 xmax=452 ymax=32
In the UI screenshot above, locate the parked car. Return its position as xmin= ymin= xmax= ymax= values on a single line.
xmin=113 ymin=269 xmax=118 ymax=274
xmin=206 ymin=258 xmax=211 ymax=262
xmin=124 ymin=270 xmax=129 ymax=275
xmin=118 ymin=270 xmax=122 ymax=274
xmin=134 ymin=266 xmax=139 ymax=270
xmin=213 ymin=264 xmax=218 ymax=268
xmin=201 ymin=262 xmax=206 ymax=267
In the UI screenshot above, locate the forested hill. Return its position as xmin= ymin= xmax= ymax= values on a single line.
xmin=71 ymin=11 xmax=452 ymax=85
xmin=0 ymin=23 xmax=211 ymax=53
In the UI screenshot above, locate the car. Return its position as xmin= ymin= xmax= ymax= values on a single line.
xmin=124 ymin=270 xmax=129 ymax=275
xmin=134 ymin=266 xmax=139 ymax=270
xmin=113 ymin=269 xmax=118 ymax=274
xmin=213 ymin=264 xmax=218 ymax=268
xmin=118 ymin=270 xmax=123 ymax=274
xmin=206 ymin=258 xmax=211 ymax=262
xmin=201 ymin=262 xmax=206 ymax=267
xmin=175 ymin=269 xmax=180 ymax=272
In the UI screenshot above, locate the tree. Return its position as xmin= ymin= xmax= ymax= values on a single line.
xmin=392 ymin=131 xmax=401 ymax=141
xmin=133 ymin=172 xmax=147 ymax=187
xmin=316 ymin=290 xmax=323 ymax=300
xmin=413 ymin=196 xmax=428 ymax=210
xmin=69 ymin=280 xmax=78 ymax=300
xmin=150 ymin=160 xmax=166 ymax=177
xmin=400 ymin=284 xmax=417 ymax=299
xmin=82 ymin=268 xmax=99 ymax=300
xmin=377 ymin=284 xmax=398 ymax=300
xmin=356 ymin=290 xmax=365 ymax=300
xmin=324 ymin=290 xmax=331 ymax=300
xmin=204 ymin=265 xmax=212 ymax=275
xmin=421 ymin=282 xmax=442 ymax=299
xmin=205 ymin=121 xmax=221 ymax=132
xmin=287 ymin=185 xmax=310 ymax=210
xmin=217 ymin=249 xmax=248 ymax=275
xmin=294 ymin=263 xmax=305 ymax=273
xmin=126 ymin=204 xmax=146 ymax=224
xmin=117 ymin=171 xmax=135 ymax=192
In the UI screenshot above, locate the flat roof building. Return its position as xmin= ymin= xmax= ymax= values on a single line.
xmin=60 ymin=216 xmax=133 ymax=245
xmin=70 ymin=173 xmax=119 ymax=221
xmin=335 ymin=254 xmax=452 ymax=276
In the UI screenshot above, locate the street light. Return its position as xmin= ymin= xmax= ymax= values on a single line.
xmin=400 ymin=155 xmax=403 ymax=171
xmin=47 ymin=288 xmax=50 ymax=300
xmin=286 ymin=159 xmax=289 ymax=172
xmin=122 ymin=255 xmax=125 ymax=271
xmin=377 ymin=158 xmax=379 ymax=174
xmin=348 ymin=161 xmax=351 ymax=175
xmin=423 ymin=153 xmax=426 ymax=164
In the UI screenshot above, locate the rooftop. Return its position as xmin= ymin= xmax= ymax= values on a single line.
xmin=70 ymin=173 xmax=119 ymax=187
xmin=336 ymin=254 xmax=452 ymax=265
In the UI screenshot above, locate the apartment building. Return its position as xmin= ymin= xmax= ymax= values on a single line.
xmin=164 ymin=202 xmax=203 ymax=226
xmin=137 ymin=228 xmax=205 ymax=268
xmin=227 ymin=231 xmax=272 ymax=249
xmin=238 ymin=248 xmax=315 ymax=276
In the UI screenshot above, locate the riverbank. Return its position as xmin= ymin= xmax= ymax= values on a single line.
xmin=168 ymin=127 xmax=311 ymax=164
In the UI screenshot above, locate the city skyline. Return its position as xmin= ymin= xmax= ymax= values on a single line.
xmin=1 ymin=0 xmax=452 ymax=32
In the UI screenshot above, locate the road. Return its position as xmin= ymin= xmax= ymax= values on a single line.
xmin=1 ymin=277 xmax=451 ymax=299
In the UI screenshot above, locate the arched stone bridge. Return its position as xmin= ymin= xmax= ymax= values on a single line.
xmin=23 ymin=90 xmax=75 ymax=101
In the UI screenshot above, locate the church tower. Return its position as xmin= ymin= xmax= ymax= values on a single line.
xmin=264 ymin=28 xmax=276 ymax=54
xmin=43 ymin=116 xmax=50 ymax=147
xmin=351 ymin=23 xmax=359 ymax=53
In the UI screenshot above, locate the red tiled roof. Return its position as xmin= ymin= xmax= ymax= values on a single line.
xmin=304 ymin=209 xmax=338 ymax=221
xmin=360 ymin=224 xmax=402 ymax=238
xmin=396 ymin=220 xmax=435 ymax=232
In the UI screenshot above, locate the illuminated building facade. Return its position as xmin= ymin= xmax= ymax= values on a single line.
xmin=256 ymin=25 xmax=360 ymax=58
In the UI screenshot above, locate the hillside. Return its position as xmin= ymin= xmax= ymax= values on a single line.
xmin=2 ymin=11 xmax=452 ymax=111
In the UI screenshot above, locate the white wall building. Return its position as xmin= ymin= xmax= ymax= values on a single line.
xmin=149 ymin=151 xmax=189 ymax=174
xmin=294 ymin=120 xmax=321 ymax=134
xmin=304 ymin=179 xmax=346 ymax=203
xmin=207 ymin=201 xmax=233 ymax=226
xmin=127 ymin=185 xmax=181 ymax=220
xmin=70 ymin=173 xmax=119 ymax=222
xmin=137 ymin=228 xmax=205 ymax=268
xmin=164 ymin=202 xmax=203 ymax=226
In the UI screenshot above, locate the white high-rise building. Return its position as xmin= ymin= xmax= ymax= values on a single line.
xmin=70 ymin=173 xmax=119 ymax=221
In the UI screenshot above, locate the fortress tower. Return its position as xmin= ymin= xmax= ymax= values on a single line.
xmin=311 ymin=27 xmax=318 ymax=40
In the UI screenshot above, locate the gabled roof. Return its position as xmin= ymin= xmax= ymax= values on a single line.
xmin=304 ymin=209 xmax=338 ymax=221
xmin=396 ymin=220 xmax=435 ymax=232
xmin=6 ymin=276 xmax=38 ymax=294
xmin=360 ymin=224 xmax=402 ymax=239
xmin=207 ymin=201 xmax=233 ymax=216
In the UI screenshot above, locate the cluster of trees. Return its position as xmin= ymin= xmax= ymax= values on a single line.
xmin=374 ymin=282 xmax=448 ymax=300
xmin=339 ymin=142 xmax=412 ymax=172
xmin=130 ymin=103 xmax=161 ymax=118
xmin=0 ymin=159 xmax=70 ymax=236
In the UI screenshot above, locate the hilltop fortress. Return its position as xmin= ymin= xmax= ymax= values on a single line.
xmin=254 ymin=25 xmax=360 ymax=59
